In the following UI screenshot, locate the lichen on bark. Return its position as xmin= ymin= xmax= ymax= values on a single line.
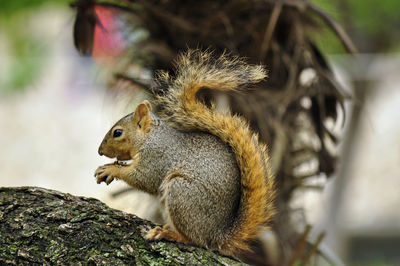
xmin=0 ymin=186 xmax=244 ymax=265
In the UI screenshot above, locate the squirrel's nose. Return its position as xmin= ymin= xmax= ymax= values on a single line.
xmin=98 ymin=146 xmax=104 ymax=156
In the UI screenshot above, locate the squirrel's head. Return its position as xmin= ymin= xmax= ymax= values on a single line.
xmin=98 ymin=100 xmax=153 ymax=162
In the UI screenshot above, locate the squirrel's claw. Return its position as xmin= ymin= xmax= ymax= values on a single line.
xmin=105 ymin=175 xmax=114 ymax=185
xmin=94 ymin=164 xmax=119 ymax=185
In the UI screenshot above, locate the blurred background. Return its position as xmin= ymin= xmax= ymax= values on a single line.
xmin=1 ymin=0 xmax=399 ymax=265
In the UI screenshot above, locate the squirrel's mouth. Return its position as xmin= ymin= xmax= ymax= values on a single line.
xmin=115 ymin=155 xmax=133 ymax=166
xmin=115 ymin=159 xmax=133 ymax=166
xmin=114 ymin=152 xmax=139 ymax=166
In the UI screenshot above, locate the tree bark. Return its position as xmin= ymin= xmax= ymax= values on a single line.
xmin=0 ymin=186 xmax=244 ymax=265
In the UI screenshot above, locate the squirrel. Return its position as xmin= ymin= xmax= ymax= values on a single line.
xmin=94 ymin=50 xmax=275 ymax=258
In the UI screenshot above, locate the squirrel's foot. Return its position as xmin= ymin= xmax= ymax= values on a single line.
xmin=146 ymin=225 xmax=190 ymax=244
xmin=94 ymin=164 xmax=120 ymax=185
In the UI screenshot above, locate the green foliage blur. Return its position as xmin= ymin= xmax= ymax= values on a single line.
xmin=313 ymin=0 xmax=400 ymax=53
xmin=348 ymin=0 xmax=400 ymax=52
xmin=0 ymin=0 xmax=70 ymax=93
xmin=0 ymin=0 xmax=70 ymax=16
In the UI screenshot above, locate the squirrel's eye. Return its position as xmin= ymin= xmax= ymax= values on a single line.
xmin=113 ymin=129 xmax=123 ymax=138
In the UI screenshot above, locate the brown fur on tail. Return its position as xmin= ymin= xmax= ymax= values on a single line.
xmin=153 ymin=50 xmax=275 ymax=256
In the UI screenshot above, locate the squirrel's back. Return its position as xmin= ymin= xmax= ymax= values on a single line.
xmin=139 ymin=116 xmax=241 ymax=189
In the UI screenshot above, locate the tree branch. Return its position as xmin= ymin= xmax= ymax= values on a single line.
xmin=0 ymin=186 xmax=243 ymax=265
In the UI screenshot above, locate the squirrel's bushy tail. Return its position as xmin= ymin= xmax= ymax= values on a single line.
xmin=154 ymin=50 xmax=275 ymax=256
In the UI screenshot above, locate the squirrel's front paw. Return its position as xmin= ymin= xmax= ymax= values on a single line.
xmin=94 ymin=164 xmax=119 ymax=185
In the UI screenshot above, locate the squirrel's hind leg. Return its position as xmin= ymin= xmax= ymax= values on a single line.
xmin=156 ymin=170 xmax=231 ymax=250
xmin=145 ymin=171 xmax=194 ymax=245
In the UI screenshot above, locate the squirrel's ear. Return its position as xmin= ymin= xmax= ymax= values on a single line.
xmin=142 ymin=100 xmax=152 ymax=111
xmin=132 ymin=100 xmax=152 ymax=132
